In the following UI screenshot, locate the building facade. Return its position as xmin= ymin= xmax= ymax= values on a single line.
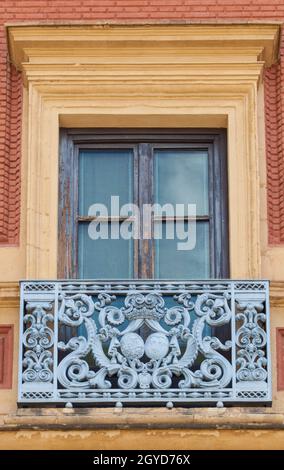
xmin=1 ymin=0 xmax=284 ymax=450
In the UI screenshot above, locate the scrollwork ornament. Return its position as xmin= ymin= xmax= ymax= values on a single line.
xmin=118 ymin=367 xmax=138 ymax=389
xmin=22 ymin=350 xmax=53 ymax=383
xmin=23 ymin=302 xmax=54 ymax=351
xmin=55 ymin=290 xmax=235 ymax=392
xmin=59 ymin=293 xmax=95 ymax=326
xmin=152 ymin=367 xmax=173 ymax=389
xmin=20 ymin=281 xmax=270 ymax=405
xmin=195 ymin=292 xmax=231 ymax=326
xmin=236 ymin=301 xmax=268 ymax=382
xmin=22 ymin=301 xmax=54 ymax=384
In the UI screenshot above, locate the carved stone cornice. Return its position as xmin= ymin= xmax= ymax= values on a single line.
xmin=270 ymin=281 xmax=284 ymax=307
xmin=0 ymin=282 xmax=19 ymax=308
xmin=7 ymin=24 xmax=280 ymax=72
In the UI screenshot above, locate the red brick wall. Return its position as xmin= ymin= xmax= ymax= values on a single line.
xmin=0 ymin=1 xmax=284 ymax=244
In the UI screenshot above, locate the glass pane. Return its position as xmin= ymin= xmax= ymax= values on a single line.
xmin=79 ymin=149 xmax=134 ymax=215
xmin=154 ymin=149 xmax=209 ymax=215
xmin=154 ymin=221 xmax=210 ymax=279
xmin=78 ymin=222 xmax=134 ymax=279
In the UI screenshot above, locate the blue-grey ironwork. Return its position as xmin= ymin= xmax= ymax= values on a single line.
xmin=18 ymin=280 xmax=271 ymax=406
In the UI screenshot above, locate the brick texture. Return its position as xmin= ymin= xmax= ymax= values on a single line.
xmin=0 ymin=1 xmax=284 ymax=244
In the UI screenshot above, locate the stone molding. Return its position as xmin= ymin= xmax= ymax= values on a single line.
xmin=2 ymin=406 xmax=284 ymax=431
xmin=6 ymin=24 xmax=280 ymax=279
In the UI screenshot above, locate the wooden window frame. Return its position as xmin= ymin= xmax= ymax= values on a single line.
xmin=58 ymin=128 xmax=229 ymax=279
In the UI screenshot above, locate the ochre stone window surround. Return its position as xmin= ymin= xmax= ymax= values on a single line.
xmin=7 ymin=24 xmax=279 ymax=280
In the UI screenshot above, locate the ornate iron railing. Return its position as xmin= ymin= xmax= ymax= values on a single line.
xmin=18 ymin=280 xmax=271 ymax=407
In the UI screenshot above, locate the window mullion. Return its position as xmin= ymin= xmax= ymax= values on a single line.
xmin=138 ymin=142 xmax=154 ymax=279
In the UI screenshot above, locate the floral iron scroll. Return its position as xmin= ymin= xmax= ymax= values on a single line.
xmin=19 ymin=281 xmax=271 ymax=405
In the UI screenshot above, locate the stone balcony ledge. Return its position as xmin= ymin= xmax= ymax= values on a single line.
xmin=1 ymin=407 xmax=284 ymax=431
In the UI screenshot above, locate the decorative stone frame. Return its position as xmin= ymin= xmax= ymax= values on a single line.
xmin=7 ymin=24 xmax=280 ymax=279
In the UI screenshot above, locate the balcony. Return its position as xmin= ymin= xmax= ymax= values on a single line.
xmin=18 ymin=280 xmax=271 ymax=407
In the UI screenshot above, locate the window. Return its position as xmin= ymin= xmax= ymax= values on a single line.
xmin=10 ymin=24 xmax=275 ymax=408
xmin=59 ymin=129 xmax=229 ymax=280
